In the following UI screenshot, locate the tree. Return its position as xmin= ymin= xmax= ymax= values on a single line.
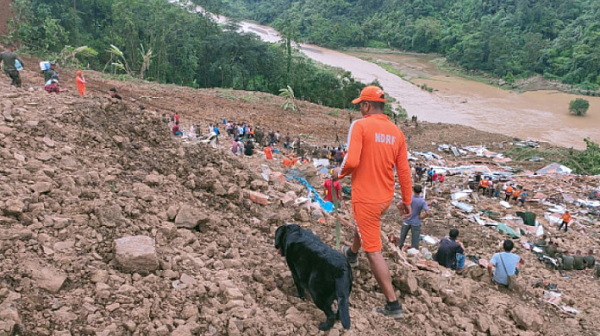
xmin=569 ymin=98 xmax=590 ymax=116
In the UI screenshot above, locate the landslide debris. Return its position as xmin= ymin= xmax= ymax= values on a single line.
xmin=0 ymin=74 xmax=598 ymax=336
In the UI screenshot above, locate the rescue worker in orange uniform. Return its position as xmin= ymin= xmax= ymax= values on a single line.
xmin=332 ymin=85 xmax=412 ymax=319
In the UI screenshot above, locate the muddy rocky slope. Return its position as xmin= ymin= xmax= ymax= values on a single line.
xmin=0 ymin=75 xmax=597 ymax=336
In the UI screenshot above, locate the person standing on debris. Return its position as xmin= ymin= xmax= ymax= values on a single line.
xmin=558 ymin=210 xmax=572 ymax=232
xmin=332 ymin=85 xmax=412 ymax=319
xmin=393 ymin=185 xmax=429 ymax=250
xmin=42 ymin=62 xmax=59 ymax=83
xmin=573 ymin=250 xmax=586 ymax=270
xmin=323 ymin=177 xmax=342 ymax=203
xmin=488 ymin=240 xmax=524 ymax=287
xmin=486 ymin=178 xmax=494 ymax=197
xmin=504 ymin=183 xmax=513 ymax=202
xmin=334 ymin=147 xmax=344 ymax=166
xmin=495 ymin=182 xmax=502 ymax=198
xmin=75 ymin=71 xmax=86 ymax=97
xmin=0 ymin=44 xmax=24 ymax=87
xmin=519 ymin=190 xmax=528 ymax=207
xmin=433 ymin=229 xmax=465 ymax=271
xmin=431 ymin=170 xmax=438 ymax=187
xmin=512 ymin=187 xmax=521 ymax=204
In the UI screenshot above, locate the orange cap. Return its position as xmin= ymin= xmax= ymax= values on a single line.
xmin=352 ymin=85 xmax=386 ymax=104
xmin=77 ymin=71 xmax=82 ymax=75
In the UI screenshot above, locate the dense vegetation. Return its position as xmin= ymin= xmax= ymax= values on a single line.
xmin=569 ymin=98 xmax=590 ymax=116
xmin=6 ymin=0 xmax=365 ymax=109
xmin=205 ymin=0 xmax=600 ymax=90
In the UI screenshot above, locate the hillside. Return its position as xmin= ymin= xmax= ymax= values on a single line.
xmin=0 ymin=64 xmax=600 ymax=336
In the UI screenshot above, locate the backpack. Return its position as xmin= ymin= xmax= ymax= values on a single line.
xmin=499 ymin=253 xmax=518 ymax=290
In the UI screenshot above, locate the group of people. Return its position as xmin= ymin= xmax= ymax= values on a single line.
xmin=414 ymin=164 xmax=445 ymax=186
xmin=474 ymin=173 xmax=528 ymax=206
xmin=534 ymin=235 xmax=599 ymax=275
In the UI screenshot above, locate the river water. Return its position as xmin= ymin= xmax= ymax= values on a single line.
xmin=179 ymin=1 xmax=599 ymax=149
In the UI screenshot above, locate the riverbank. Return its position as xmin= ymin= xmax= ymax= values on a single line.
xmin=345 ymin=47 xmax=600 ymax=97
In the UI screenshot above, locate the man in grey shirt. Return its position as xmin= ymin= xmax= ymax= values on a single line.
xmin=394 ymin=185 xmax=429 ymax=249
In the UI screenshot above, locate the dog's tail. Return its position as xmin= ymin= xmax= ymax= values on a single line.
xmin=335 ymin=274 xmax=351 ymax=329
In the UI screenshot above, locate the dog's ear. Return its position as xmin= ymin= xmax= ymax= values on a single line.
xmin=274 ymin=225 xmax=287 ymax=250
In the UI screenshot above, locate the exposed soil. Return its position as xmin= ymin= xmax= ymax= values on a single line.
xmin=0 ymin=56 xmax=599 ymax=336
xmin=0 ymin=0 xmax=12 ymax=37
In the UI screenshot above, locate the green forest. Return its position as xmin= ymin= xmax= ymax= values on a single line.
xmin=205 ymin=0 xmax=600 ymax=90
xmin=5 ymin=0 xmax=365 ymax=109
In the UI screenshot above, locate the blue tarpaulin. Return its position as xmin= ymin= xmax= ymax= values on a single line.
xmin=290 ymin=176 xmax=334 ymax=213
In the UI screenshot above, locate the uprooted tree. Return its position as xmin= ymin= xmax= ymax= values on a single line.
xmin=569 ymin=98 xmax=590 ymax=116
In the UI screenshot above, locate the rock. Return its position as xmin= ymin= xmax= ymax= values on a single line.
xmin=170 ymin=325 xmax=192 ymax=336
xmin=145 ymin=174 xmax=162 ymax=186
xmin=97 ymin=204 xmax=125 ymax=227
xmin=174 ymin=204 xmax=207 ymax=229
xmin=42 ymin=137 xmax=55 ymax=148
xmin=310 ymin=209 xmax=324 ymax=220
xmin=393 ymin=271 xmax=418 ymax=294
xmin=53 ymin=240 xmax=75 ymax=251
xmin=180 ymin=273 xmax=196 ymax=285
xmin=123 ymin=321 xmax=136 ymax=332
xmin=24 ymin=262 xmax=66 ymax=293
xmin=31 ymin=182 xmax=53 ymax=194
xmin=114 ymin=236 xmax=159 ymax=272
xmin=475 ymin=313 xmax=491 ymax=333
xmin=225 ymin=287 xmax=244 ymax=300
xmin=510 ymin=305 xmax=543 ymax=331
xmin=3 ymin=199 xmax=24 ymax=216
xmin=167 ymin=205 xmax=179 ymax=220
xmin=106 ymin=303 xmax=120 ymax=312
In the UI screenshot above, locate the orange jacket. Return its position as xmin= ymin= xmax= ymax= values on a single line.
xmin=506 ymin=186 xmax=513 ymax=194
xmin=263 ymin=147 xmax=273 ymax=160
xmin=513 ymin=189 xmax=521 ymax=197
xmin=282 ymin=157 xmax=292 ymax=168
xmin=480 ymin=179 xmax=488 ymax=188
xmin=562 ymin=213 xmax=571 ymax=222
xmin=340 ymin=114 xmax=412 ymax=204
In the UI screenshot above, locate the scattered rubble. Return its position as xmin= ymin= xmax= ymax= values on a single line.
xmin=0 ymin=66 xmax=598 ymax=336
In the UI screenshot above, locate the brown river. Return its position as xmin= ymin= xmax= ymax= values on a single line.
xmin=183 ymin=2 xmax=599 ymax=149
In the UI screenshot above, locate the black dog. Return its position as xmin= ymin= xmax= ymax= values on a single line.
xmin=275 ymin=224 xmax=352 ymax=331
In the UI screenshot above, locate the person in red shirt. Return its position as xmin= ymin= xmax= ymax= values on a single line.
xmin=323 ymin=178 xmax=342 ymax=202
xmin=437 ymin=174 xmax=445 ymax=183
xmin=174 ymin=113 xmax=180 ymax=123
xmin=172 ymin=121 xmax=182 ymax=136
xmin=282 ymin=156 xmax=293 ymax=168
xmin=333 ymin=85 xmax=412 ymax=318
xmin=431 ymin=171 xmax=438 ymax=186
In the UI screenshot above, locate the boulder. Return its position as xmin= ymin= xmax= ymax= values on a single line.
xmin=24 ymin=262 xmax=66 ymax=293
xmin=174 ymin=204 xmax=207 ymax=229
xmin=510 ymin=305 xmax=543 ymax=331
xmin=31 ymin=182 xmax=53 ymax=194
xmin=97 ymin=204 xmax=125 ymax=227
xmin=115 ymin=236 xmax=159 ymax=272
